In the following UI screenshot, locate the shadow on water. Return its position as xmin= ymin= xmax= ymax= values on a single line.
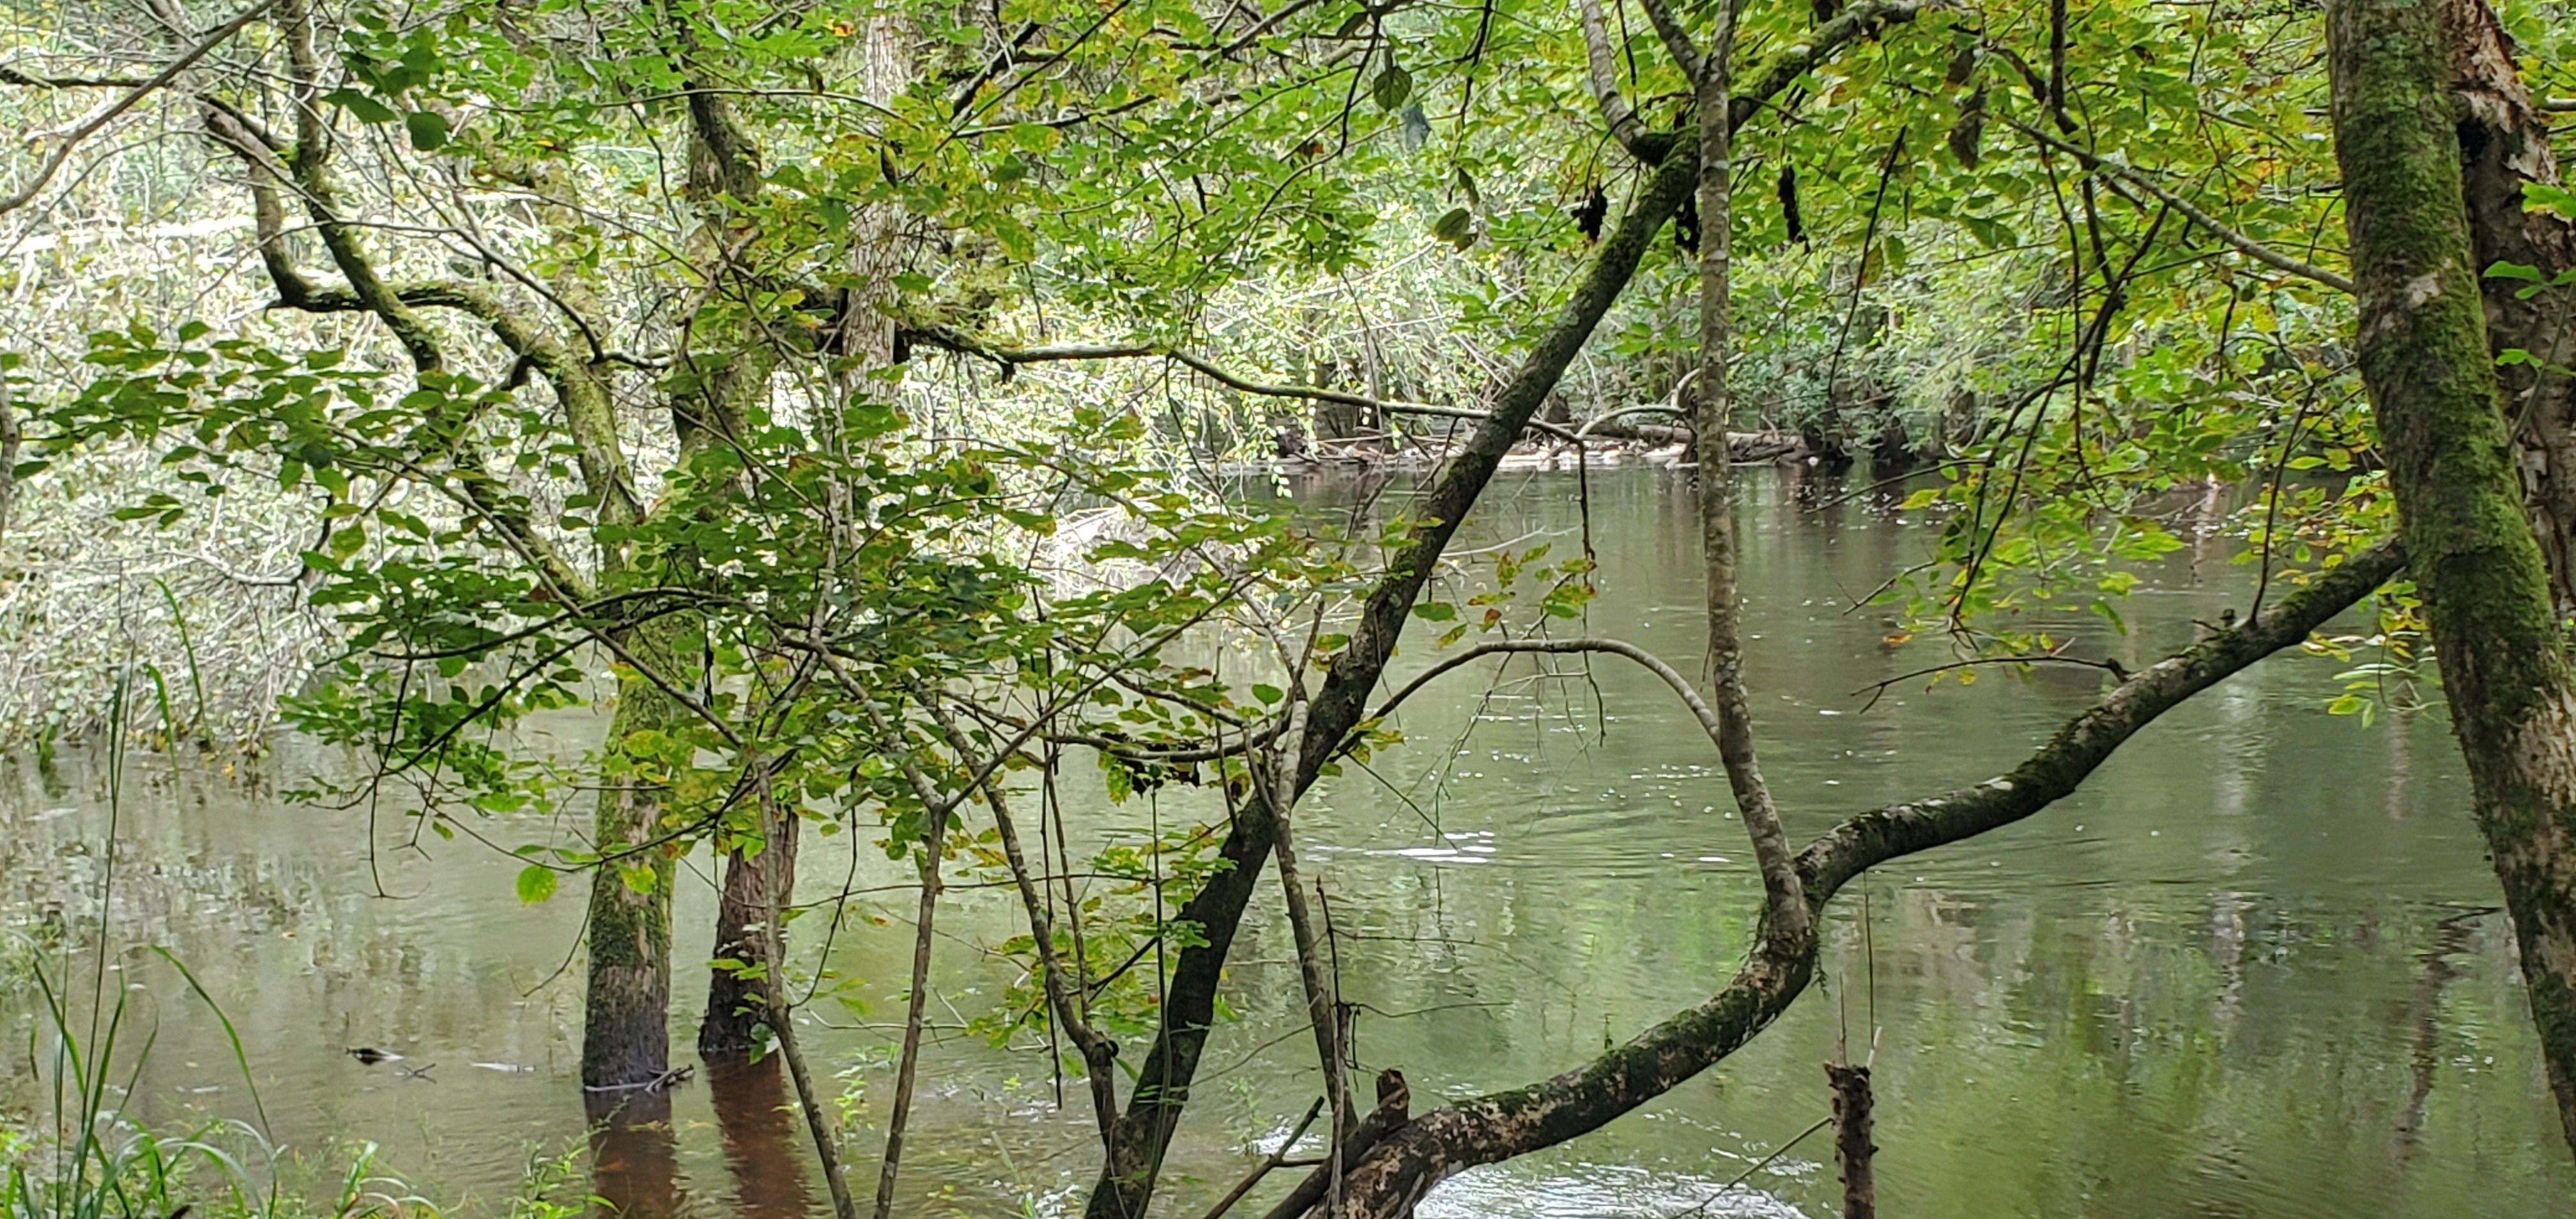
xmin=3 ymin=467 xmax=2573 ymax=1218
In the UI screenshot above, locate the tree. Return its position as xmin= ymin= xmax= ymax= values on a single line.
xmin=17 ymin=0 xmax=2563 ymax=1211
xmin=2324 ymin=0 xmax=2576 ymax=1154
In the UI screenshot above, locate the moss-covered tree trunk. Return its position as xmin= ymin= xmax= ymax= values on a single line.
xmin=583 ymin=621 xmax=693 ymax=1088
xmin=2326 ymin=0 xmax=2576 ymax=1155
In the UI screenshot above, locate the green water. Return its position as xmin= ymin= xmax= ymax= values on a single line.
xmin=1 ymin=467 xmax=2567 ymax=1218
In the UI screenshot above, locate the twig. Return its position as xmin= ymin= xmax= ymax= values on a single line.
xmin=898 ymin=327 xmax=1584 ymax=441
xmin=1198 ymin=1098 xmax=1326 ymax=1219
xmin=2002 ymin=116 xmax=2357 ymax=295
xmin=917 ymin=690 xmax=1123 ymax=1144
xmin=0 ymin=0 xmax=277 ymax=218
xmin=1666 ymin=1116 xmax=1834 ymax=1218
xmin=870 ymin=702 xmax=953 ymax=1219
xmin=1847 ymin=653 xmax=2128 ymax=712
xmin=755 ymin=760 xmax=861 ymax=1219
xmin=1265 ymin=682 xmax=1353 ymax=1215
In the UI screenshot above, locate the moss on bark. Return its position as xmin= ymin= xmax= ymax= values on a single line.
xmin=2328 ymin=0 xmax=2576 ymax=1155
xmin=581 ymin=617 xmax=692 ymax=1089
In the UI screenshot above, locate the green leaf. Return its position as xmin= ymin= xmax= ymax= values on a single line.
xmin=2526 ymin=182 xmax=2576 ymax=217
xmin=516 ymin=864 xmax=558 ymax=905
xmin=323 ymin=88 xmax=400 ymax=124
xmin=404 ymin=110 xmax=450 ymax=151
xmin=1431 ymin=206 xmax=1475 ymax=250
xmin=1372 ymin=63 xmax=1412 ymax=112
xmin=1410 ymin=601 xmax=1458 ymax=622
xmin=2485 ymin=260 xmax=2545 ymax=282
xmin=1250 ymin=683 xmax=1284 ymax=705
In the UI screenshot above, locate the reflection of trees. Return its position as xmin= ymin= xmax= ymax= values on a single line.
xmin=707 ymin=1055 xmax=817 ymax=1219
xmin=2393 ymin=907 xmax=2492 ymax=1161
xmin=585 ymin=1090 xmax=684 ymax=1219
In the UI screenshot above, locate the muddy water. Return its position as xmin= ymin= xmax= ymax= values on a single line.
xmin=3 ymin=466 xmax=2570 ymax=1218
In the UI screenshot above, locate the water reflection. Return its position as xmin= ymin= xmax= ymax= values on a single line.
xmin=706 ymin=1055 xmax=816 ymax=1219
xmin=586 ymin=1090 xmax=682 ymax=1219
xmin=2 ymin=468 xmax=2571 ymax=1218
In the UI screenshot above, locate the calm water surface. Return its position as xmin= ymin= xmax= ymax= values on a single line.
xmin=2 ymin=467 xmax=2568 ymax=1218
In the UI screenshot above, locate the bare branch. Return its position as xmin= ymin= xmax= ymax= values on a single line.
xmin=2004 ymin=116 xmax=2359 ymax=294
xmin=917 ymin=691 xmax=1124 ymax=1144
xmin=0 ymin=0 xmax=275 ymax=218
xmin=900 ymin=328 xmax=1584 ymax=441
xmin=1199 ymin=1098 xmax=1325 ymax=1219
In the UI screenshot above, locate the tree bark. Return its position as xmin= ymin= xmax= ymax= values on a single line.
xmin=702 ymin=12 xmax=914 ymax=1059
xmin=1826 ymin=1063 xmax=1875 ymax=1218
xmin=1682 ymin=0 xmax=1810 ymax=947
xmin=582 ymin=622 xmax=691 ymax=1089
xmin=700 ymin=811 xmax=799 ymax=1055
xmin=2327 ymin=0 xmax=2576 ymax=1155
xmin=2438 ymin=0 xmax=2576 ymax=610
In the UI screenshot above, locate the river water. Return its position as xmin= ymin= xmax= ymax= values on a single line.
xmin=2 ymin=466 xmax=2569 ymax=1218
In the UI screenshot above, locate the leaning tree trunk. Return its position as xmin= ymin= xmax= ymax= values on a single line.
xmin=1078 ymin=9 xmax=1942 ymax=1214
xmin=2327 ymin=0 xmax=2576 ymax=1154
xmin=2437 ymin=0 xmax=2576 ymax=611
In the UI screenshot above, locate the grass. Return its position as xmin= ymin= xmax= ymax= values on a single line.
xmin=0 ymin=666 xmax=421 ymax=1219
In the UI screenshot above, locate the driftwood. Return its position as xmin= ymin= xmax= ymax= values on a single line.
xmin=1566 ymin=416 xmax=1808 ymax=462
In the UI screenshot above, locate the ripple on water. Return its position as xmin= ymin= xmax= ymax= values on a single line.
xmin=1417 ymin=1161 xmax=1811 ymax=1218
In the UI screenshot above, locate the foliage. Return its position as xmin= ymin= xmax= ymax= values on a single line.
xmin=3 ymin=0 xmax=2564 ymax=1209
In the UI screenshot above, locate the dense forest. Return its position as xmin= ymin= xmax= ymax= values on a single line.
xmin=0 ymin=0 xmax=2573 ymax=1214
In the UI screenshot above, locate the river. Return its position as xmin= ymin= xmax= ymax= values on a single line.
xmin=2 ymin=466 xmax=2568 ymax=1218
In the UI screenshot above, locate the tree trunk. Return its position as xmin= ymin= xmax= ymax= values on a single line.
xmin=1083 ymin=125 xmax=1705 ymax=1219
xmin=700 ymin=19 xmax=913 ymax=1060
xmin=2327 ymin=0 xmax=2576 ymax=1155
xmin=2439 ymin=0 xmax=2576 ymax=610
xmin=700 ymin=813 xmax=799 ymax=1055
xmin=1826 ymin=1063 xmax=1875 ymax=1218
xmin=582 ymin=623 xmax=693 ymax=1089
